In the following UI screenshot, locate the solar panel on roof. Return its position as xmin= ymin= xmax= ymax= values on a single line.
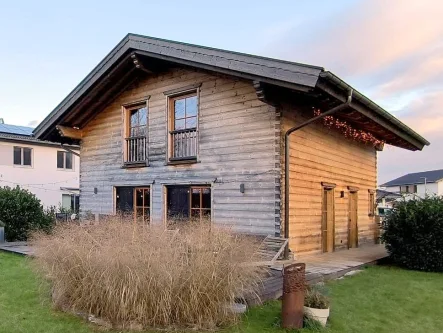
xmin=0 ymin=124 xmax=34 ymax=136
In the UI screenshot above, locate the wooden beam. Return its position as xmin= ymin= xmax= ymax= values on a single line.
xmin=75 ymin=70 xmax=138 ymax=127
xmin=56 ymin=125 xmax=83 ymax=140
xmin=131 ymin=53 xmax=153 ymax=74
xmin=347 ymin=186 xmax=360 ymax=192
xmin=253 ymin=80 xmax=266 ymax=103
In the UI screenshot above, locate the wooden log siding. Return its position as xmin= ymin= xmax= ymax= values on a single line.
xmin=280 ymin=105 xmax=377 ymax=255
xmin=79 ymin=67 xmax=280 ymax=236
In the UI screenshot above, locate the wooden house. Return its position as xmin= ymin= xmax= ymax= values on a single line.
xmin=34 ymin=34 xmax=429 ymax=255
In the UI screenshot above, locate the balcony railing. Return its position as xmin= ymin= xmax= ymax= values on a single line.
xmin=170 ymin=128 xmax=197 ymax=160
xmin=125 ymin=136 xmax=147 ymax=163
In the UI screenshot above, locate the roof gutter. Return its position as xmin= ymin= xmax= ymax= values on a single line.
xmin=318 ymin=71 xmax=430 ymax=149
xmin=283 ymin=89 xmax=353 ymax=259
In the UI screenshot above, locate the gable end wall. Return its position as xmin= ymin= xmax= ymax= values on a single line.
xmin=79 ymin=67 xmax=280 ymax=235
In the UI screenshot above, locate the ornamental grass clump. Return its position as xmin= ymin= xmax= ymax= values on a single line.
xmin=304 ymin=285 xmax=330 ymax=309
xmin=31 ymin=218 xmax=263 ymax=330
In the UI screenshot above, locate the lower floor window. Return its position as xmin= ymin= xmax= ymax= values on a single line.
xmin=61 ymin=194 xmax=79 ymax=212
xmin=115 ymin=186 xmax=150 ymax=224
xmin=114 ymin=185 xmax=210 ymax=226
xmin=166 ymin=185 xmax=211 ymax=226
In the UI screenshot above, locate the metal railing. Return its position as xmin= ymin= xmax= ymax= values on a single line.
xmin=170 ymin=129 xmax=197 ymax=159
xmin=125 ymin=136 xmax=147 ymax=163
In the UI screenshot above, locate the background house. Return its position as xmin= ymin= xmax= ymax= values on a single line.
xmin=0 ymin=120 xmax=80 ymax=210
xmin=381 ymin=169 xmax=443 ymax=198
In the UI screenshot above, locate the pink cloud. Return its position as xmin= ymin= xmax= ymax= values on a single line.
xmin=398 ymin=92 xmax=443 ymax=135
xmin=262 ymin=0 xmax=443 ymax=183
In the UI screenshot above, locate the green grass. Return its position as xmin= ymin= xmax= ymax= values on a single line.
xmin=1 ymin=251 xmax=443 ymax=333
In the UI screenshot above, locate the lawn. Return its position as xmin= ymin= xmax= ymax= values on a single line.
xmin=1 ymin=251 xmax=442 ymax=333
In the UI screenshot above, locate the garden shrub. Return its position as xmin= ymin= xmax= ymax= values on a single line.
xmin=381 ymin=196 xmax=443 ymax=272
xmin=0 ymin=186 xmax=55 ymax=241
xmin=32 ymin=218 xmax=263 ymax=330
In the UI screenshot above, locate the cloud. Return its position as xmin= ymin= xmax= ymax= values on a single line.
xmin=266 ymin=0 xmax=443 ymax=76
xmin=398 ymin=92 xmax=443 ymax=135
xmin=262 ymin=0 xmax=443 ymax=184
xmin=27 ymin=119 xmax=40 ymax=127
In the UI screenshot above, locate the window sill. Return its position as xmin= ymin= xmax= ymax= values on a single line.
xmin=122 ymin=161 xmax=149 ymax=169
xmin=167 ymin=157 xmax=198 ymax=166
xmin=13 ymin=164 xmax=33 ymax=169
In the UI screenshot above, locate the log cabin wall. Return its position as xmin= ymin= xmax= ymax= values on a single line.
xmin=280 ymin=103 xmax=377 ymax=254
xmin=80 ymin=66 xmax=281 ymax=236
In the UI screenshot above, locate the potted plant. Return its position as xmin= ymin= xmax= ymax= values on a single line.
xmin=304 ymin=284 xmax=330 ymax=326
xmin=0 ymin=220 xmax=5 ymax=243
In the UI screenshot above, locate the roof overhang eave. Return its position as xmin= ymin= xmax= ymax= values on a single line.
xmin=317 ymin=71 xmax=430 ymax=151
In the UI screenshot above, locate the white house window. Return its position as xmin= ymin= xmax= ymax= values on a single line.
xmin=13 ymin=146 xmax=32 ymax=166
xmin=57 ymin=151 xmax=73 ymax=169
xmin=400 ymin=185 xmax=417 ymax=193
xmin=62 ymin=193 xmax=79 ymax=212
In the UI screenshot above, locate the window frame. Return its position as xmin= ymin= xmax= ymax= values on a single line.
xmin=61 ymin=193 xmax=79 ymax=212
xmin=57 ymin=151 xmax=74 ymax=170
xmin=190 ymin=186 xmax=212 ymax=223
xmin=114 ymin=185 xmax=152 ymax=224
xmin=164 ymin=84 xmax=201 ymax=164
xmin=122 ymin=98 xmax=150 ymax=166
xmin=163 ymin=184 xmax=212 ymax=227
xmin=368 ymin=190 xmax=375 ymax=216
xmin=13 ymin=146 xmax=33 ymax=167
xmin=134 ymin=187 xmax=151 ymax=224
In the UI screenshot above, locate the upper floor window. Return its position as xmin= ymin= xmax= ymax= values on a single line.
xmin=123 ymin=101 xmax=148 ymax=165
xmin=57 ymin=151 xmax=73 ymax=170
xmin=13 ymin=146 xmax=32 ymax=166
xmin=400 ymin=185 xmax=417 ymax=193
xmin=168 ymin=92 xmax=198 ymax=161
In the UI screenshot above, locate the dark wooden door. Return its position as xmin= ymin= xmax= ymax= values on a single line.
xmin=167 ymin=186 xmax=190 ymax=220
xmin=116 ymin=187 xmax=134 ymax=214
xmin=348 ymin=191 xmax=359 ymax=248
xmin=321 ymin=188 xmax=335 ymax=253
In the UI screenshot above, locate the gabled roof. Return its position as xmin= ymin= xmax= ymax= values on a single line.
xmin=376 ymin=189 xmax=403 ymax=200
xmin=33 ymin=33 xmax=429 ymax=151
xmin=382 ymin=169 xmax=443 ymax=187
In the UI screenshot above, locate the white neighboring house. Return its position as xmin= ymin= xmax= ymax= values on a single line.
xmin=0 ymin=121 xmax=80 ymax=210
xmin=380 ymin=169 xmax=443 ymax=198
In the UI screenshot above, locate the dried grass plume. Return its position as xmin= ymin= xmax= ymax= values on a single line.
xmin=31 ymin=218 xmax=263 ymax=330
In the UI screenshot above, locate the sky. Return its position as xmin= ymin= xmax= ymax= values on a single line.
xmin=0 ymin=0 xmax=441 ymax=184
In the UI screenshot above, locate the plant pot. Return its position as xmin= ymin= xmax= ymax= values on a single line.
xmin=304 ymin=306 xmax=329 ymax=326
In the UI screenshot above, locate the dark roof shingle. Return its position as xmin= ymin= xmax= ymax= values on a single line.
xmin=382 ymin=169 xmax=443 ymax=187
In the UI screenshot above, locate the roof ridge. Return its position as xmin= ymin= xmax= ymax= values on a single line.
xmin=127 ymin=33 xmax=324 ymax=71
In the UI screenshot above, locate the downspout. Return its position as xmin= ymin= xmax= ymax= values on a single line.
xmin=283 ymin=90 xmax=353 ymax=259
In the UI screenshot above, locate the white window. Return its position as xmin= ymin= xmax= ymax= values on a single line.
xmin=61 ymin=194 xmax=79 ymax=212
xmin=57 ymin=151 xmax=73 ymax=170
xmin=13 ymin=146 xmax=32 ymax=166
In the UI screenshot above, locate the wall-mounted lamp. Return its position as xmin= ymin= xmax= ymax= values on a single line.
xmin=340 ymin=191 xmax=345 ymax=198
xmin=94 ymin=187 xmax=98 ymax=194
xmin=240 ymin=183 xmax=245 ymax=193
